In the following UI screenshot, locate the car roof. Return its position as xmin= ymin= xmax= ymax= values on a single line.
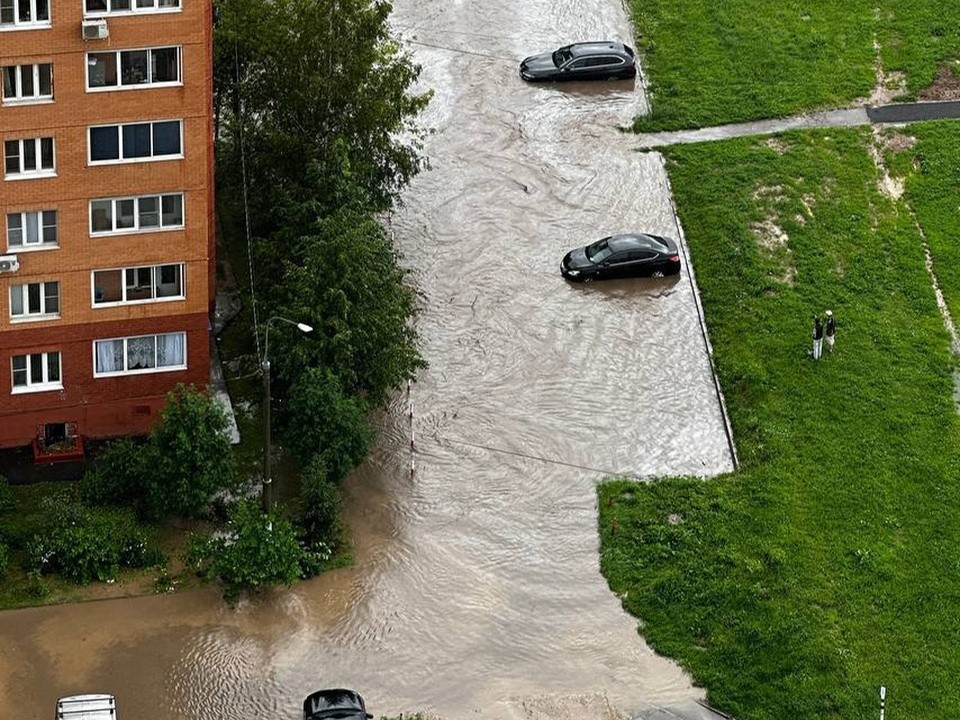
xmin=303 ymin=689 xmax=368 ymax=719
xmin=606 ymin=234 xmax=673 ymax=252
xmin=56 ymin=695 xmax=117 ymax=720
xmin=568 ymin=41 xmax=630 ymax=58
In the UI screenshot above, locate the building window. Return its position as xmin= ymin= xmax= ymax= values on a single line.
xmin=94 ymin=332 xmax=186 ymax=376
xmin=92 ymin=263 xmax=184 ymax=305
xmin=0 ymin=0 xmax=50 ymax=28
xmin=2 ymin=63 xmax=53 ymax=102
xmin=10 ymin=281 xmax=59 ymax=319
xmin=11 ymin=351 xmax=61 ymax=393
xmin=6 ymin=210 xmax=57 ymax=249
xmin=4 ymin=137 xmax=55 ymax=178
xmin=88 ymin=120 xmax=181 ymax=164
xmin=90 ymin=193 xmax=183 ymax=234
xmin=87 ymin=47 xmax=180 ymax=90
xmin=84 ymin=0 xmax=179 ymax=15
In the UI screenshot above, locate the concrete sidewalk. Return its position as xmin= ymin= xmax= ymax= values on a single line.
xmin=633 ymin=99 xmax=960 ymax=149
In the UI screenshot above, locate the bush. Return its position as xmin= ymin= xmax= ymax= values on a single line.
xmin=24 ymin=570 xmax=49 ymax=598
xmin=0 ymin=541 xmax=8 ymax=578
xmin=298 ymin=454 xmax=344 ymax=549
xmin=0 ymin=476 xmax=13 ymax=514
xmin=145 ymin=385 xmax=235 ymax=518
xmin=79 ymin=437 xmax=150 ymax=510
xmin=187 ymin=500 xmax=305 ymax=603
xmin=25 ymin=494 xmax=161 ymax=584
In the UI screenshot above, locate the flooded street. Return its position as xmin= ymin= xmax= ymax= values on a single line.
xmin=0 ymin=0 xmax=734 ymax=718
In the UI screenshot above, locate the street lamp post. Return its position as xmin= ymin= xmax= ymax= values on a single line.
xmin=262 ymin=315 xmax=313 ymax=513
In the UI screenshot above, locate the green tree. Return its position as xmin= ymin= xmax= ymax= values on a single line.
xmin=215 ymin=0 xmax=429 ymax=221
xmin=189 ymin=500 xmax=305 ymax=602
xmin=285 ymin=367 xmax=373 ymax=476
xmin=298 ymin=454 xmax=345 ymax=549
xmin=266 ymin=199 xmax=424 ymax=404
xmin=145 ymin=385 xmax=235 ymax=518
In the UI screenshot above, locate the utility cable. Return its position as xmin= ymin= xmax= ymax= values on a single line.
xmin=402 ymin=37 xmax=518 ymax=63
xmin=233 ymin=23 xmax=261 ymax=363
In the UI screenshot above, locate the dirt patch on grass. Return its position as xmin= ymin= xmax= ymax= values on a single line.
xmin=868 ymin=70 xmax=907 ymax=105
xmin=918 ymin=64 xmax=960 ymax=101
xmin=868 ymin=128 xmax=905 ymax=201
xmin=863 ymin=37 xmax=907 ymax=106
xmin=751 ymin=219 xmax=788 ymax=250
xmin=752 ymin=184 xmax=786 ymax=202
xmin=763 ymin=137 xmax=790 ymax=155
xmin=798 ymin=194 xmax=817 ymax=224
xmin=751 ymin=216 xmax=796 ymax=285
xmin=881 ymin=131 xmax=917 ymax=153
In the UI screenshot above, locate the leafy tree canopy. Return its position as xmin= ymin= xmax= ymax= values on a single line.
xmin=188 ymin=499 xmax=306 ymax=602
xmin=284 ymin=366 xmax=373 ymax=480
xmin=215 ymin=0 xmax=429 ymax=218
xmin=147 ymin=386 xmax=236 ymax=518
xmin=263 ymin=196 xmax=425 ymax=404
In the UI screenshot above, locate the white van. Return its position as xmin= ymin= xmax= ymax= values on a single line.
xmin=56 ymin=695 xmax=117 ymax=720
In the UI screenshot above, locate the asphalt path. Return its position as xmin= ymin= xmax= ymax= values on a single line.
xmin=633 ymin=100 xmax=960 ymax=149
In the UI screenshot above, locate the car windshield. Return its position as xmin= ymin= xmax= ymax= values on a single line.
xmin=551 ymin=47 xmax=573 ymax=67
xmin=585 ymin=237 xmax=615 ymax=263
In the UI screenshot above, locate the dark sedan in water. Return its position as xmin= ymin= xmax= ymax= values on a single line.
xmin=303 ymin=689 xmax=372 ymax=720
xmin=519 ymin=41 xmax=637 ymax=82
xmin=560 ymin=233 xmax=681 ymax=281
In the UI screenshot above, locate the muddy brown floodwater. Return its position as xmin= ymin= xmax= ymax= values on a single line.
xmin=0 ymin=0 xmax=735 ymax=719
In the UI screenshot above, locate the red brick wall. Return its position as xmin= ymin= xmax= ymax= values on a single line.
xmin=0 ymin=312 xmax=209 ymax=446
xmin=0 ymin=0 xmax=215 ymax=449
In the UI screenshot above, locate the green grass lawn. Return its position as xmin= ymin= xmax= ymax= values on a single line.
xmin=884 ymin=121 xmax=960 ymax=326
xmin=631 ymin=1 xmax=960 ymax=131
xmin=599 ymin=127 xmax=960 ymax=719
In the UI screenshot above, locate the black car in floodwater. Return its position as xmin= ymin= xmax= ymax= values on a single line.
xmin=303 ymin=689 xmax=373 ymax=720
xmin=560 ymin=233 xmax=681 ymax=282
xmin=519 ymin=41 xmax=637 ymax=82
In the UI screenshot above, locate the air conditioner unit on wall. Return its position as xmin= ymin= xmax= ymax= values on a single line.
xmin=81 ymin=19 xmax=109 ymax=40
xmin=0 ymin=255 xmax=20 ymax=273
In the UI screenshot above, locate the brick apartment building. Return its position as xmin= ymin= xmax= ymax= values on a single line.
xmin=0 ymin=0 xmax=215 ymax=455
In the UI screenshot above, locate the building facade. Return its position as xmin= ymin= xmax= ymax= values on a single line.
xmin=0 ymin=0 xmax=215 ymax=451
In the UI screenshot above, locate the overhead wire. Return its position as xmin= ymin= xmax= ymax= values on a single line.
xmin=231 ymin=7 xmax=261 ymax=363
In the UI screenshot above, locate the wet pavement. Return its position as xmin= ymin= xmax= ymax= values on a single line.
xmin=0 ymin=0 xmax=735 ymax=718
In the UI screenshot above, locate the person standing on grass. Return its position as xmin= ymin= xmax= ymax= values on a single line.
xmin=812 ymin=314 xmax=824 ymax=360
xmin=825 ymin=310 xmax=835 ymax=353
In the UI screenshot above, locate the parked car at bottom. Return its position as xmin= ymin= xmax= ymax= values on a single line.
xmin=303 ymin=688 xmax=373 ymax=720
xmin=56 ymin=694 xmax=117 ymax=720
xmin=520 ymin=41 xmax=637 ymax=82
xmin=560 ymin=233 xmax=681 ymax=281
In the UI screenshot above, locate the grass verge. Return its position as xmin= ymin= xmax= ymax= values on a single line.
xmin=882 ymin=121 xmax=960 ymax=325
xmin=630 ymin=1 xmax=960 ymax=132
xmin=599 ymin=127 xmax=960 ymax=719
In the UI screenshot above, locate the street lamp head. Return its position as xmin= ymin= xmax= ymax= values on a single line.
xmin=296 ymin=323 xmax=314 ymax=333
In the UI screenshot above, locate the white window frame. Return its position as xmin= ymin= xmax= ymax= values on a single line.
xmin=0 ymin=0 xmax=51 ymax=29
xmin=9 ymin=280 xmax=59 ymax=321
xmin=87 ymin=120 xmax=183 ymax=165
xmin=6 ymin=209 xmax=58 ymax=250
xmin=11 ymin=351 xmax=61 ymax=394
xmin=91 ymin=262 xmax=185 ymax=306
xmin=93 ymin=332 xmax=187 ymax=377
xmin=4 ymin=137 xmax=55 ymax=179
xmin=89 ymin=192 xmax=184 ymax=236
xmin=83 ymin=0 xmax=180 ymax=18
xmin=1 ymin=63 xmax=53 ymax=104
xmin=86 ymin=47 xmax=181 ymax=92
